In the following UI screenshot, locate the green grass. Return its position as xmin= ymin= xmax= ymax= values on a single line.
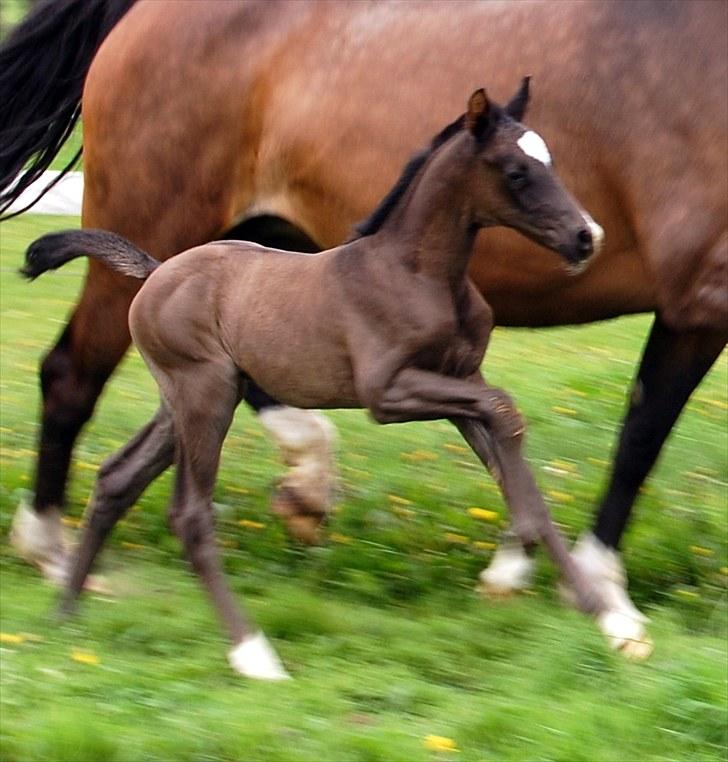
xmin=1 ymin=215 xmax=726 ymax=761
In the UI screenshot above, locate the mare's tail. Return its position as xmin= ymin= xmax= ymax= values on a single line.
xmin=21 ymin=230 xmax=159 ymax=281
xmin=0 ymin=0 xmax=138 ymax=219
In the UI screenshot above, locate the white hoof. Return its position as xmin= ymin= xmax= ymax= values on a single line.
xmin=10 ymin=499 xmax=68 ymax=585
xmin=560 ymin=533 xmax=649 ymax=622
xmin=258 ymin=407 xmax=337 ymax=515
xmin=559 ymin=533 xmax=652 ymax=659
xmin=478 ymin=538 xmax=535 ymax=596
xmin=228 ymin=632 xmax=291 ymax=680
xmin=10 ymin=498 xmax=111 ymax=594
xmin=598 ymin=610 xmax=653 ymax=661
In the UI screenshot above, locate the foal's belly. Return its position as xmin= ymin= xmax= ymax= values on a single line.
xmin=218 ymin=247 xmax=362 ymax=409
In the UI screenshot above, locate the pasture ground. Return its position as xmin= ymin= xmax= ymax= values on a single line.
xmin=1 ymin=215 xmax=726 ymax=761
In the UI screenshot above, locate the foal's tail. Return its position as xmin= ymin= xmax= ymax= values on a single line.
xmin=0 ymin=0 xmax=138 ymax=219
xmin=21 ymin=230 xmax=159 ymax=281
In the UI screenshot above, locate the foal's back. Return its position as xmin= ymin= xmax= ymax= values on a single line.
xmin=129 ymin=240 xmax=361 ymax=409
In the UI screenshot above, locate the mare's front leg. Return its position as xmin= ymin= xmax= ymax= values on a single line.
xmin=60 ymin=404 xmax=176 ymax=613
xmin=161 ymin=358 xmax=289 ymax=680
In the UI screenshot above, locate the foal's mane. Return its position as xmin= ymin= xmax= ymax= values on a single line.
xmin=352 ymin=113 xmax=467 ymax=239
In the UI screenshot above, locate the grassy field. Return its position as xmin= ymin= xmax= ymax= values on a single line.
xmin=0 ymin=214 xmax=726 ymax=761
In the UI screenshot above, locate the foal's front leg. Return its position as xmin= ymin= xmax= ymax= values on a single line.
xmin=365 ymin=367 xmax=607 ymax=615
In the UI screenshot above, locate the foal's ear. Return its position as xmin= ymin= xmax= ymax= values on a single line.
xmin=466 ymin=88 xmax=493 ymax=141
xmin=505 ymin=76 xmax=531 ymax=122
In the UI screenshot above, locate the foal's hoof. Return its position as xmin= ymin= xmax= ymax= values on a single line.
xmin=598 ymin=610 xmax=654 ymax=661
xmin=228 ymin=632 xmax=291 ymax=680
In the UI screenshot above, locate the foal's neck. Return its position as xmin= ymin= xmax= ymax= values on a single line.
xmin=382 ymin=134 xmax=479 ymax=286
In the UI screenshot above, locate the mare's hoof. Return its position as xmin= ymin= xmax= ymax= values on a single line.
xmin=11 ymin=499 xmax=68 ymax=583
xmin=597 ymin=610 xmax=653 ymax=661
xmin=10 ymin=498 xmax=111 ymax=594
xmin=228 ymin=632 xmax=291 ymax=680
xmin=271 ymin=485 xmax=325 ymax=545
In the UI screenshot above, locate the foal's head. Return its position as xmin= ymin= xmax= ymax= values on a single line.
xmin=462 ymin=79 xmax=603 ymax=268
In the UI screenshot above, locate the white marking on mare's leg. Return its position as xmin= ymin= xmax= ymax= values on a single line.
xmin=516 ymin=130 xmax=552 ymax=165
xmin=228 ymin=632 xmax=291 ymax=680
xmin=258 ymin=406 xmax=337 ymax=516
xmin=478 ymin=534 xmax=535 ymax=595
xmin=10 ymin=498 xmax=68 ymax=585
xmin=561 ymin=533 xmax=652 ymax=659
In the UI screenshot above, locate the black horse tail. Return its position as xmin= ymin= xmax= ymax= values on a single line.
xmin=0 ymin=0 xmax=138 ymax=220
xmin=21 ymin=230 xmax=160 ymax=281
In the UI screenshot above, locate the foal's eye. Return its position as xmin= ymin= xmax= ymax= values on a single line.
xmin=506 ymin=166 xmax=528 ymax=190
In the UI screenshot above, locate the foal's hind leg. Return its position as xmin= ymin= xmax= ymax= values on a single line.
xmin=11 ymin=264 xmax=138 ymax=584
xmin=162 ymin=360 xmax=289 ymax=680
xmin=60 ymin=405 xmax=176 ymax=612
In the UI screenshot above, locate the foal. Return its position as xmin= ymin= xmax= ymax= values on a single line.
xmin=24 ymin=84 xmax=630 ymax=678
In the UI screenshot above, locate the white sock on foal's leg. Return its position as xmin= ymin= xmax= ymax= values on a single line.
xmin=228 ymin=632 xmax=291 ymax=680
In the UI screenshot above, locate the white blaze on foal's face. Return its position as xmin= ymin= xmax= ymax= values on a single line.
xmin=516 ymin=130 xmax=552 ymax=166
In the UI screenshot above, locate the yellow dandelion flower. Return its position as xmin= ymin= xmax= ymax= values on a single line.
xmin=393 ymin=507 xmax=415 ymax=519
xmin=565 ymin=387 xmax=587 ymax=397
xmin=71 ymin=649 xmax=100 ymax=665
xmin=0 ymin=633 xmax=24 ymax=644
xmin=547 ymin=490 xmax=574 ymax=503
xmin=587 ymin=457 xmax=608 ymax=467
xmin=401 ymin=450 xmax=439 ymax=462
xmin=675 ymin=589 xmax=699 ymax=600
xmin=330 ymin=533 xmax=353 ymax=544
xmin=551 ymin=459 xmax=577 ymax=472
xmin=424 ymin=735 xmax=459 ymax=752
xmin=689 ymin=546 xmax=714 ymax=557
xmin=467 ymin=507 xmax=498 ymax=522
xmin=551 ymin=405 xmax=577 ymax=416
xmin=121 ymin=541 xmax=145 ymax=550
xmin=444 ymin=533 xmax=468 ymax=545
xmin=720 ymin=567 xmax=728 ymax=576
xmin=388 ymin=495 xmax=413 ymax=505
xmin=443 ymin=443 xmax=468 ymax=454
xmin=472 ymin=541 xmax=496 ymax=551
xmin=238 ymin=519 xmax=265 ymax=530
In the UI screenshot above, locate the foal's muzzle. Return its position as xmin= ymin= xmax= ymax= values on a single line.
xmin=562 ymin=218 xmax=604 ymax=272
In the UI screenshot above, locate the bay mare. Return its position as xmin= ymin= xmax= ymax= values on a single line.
xmin=1 ymin=1 xmax=726 ymax=653
xmin=21 ymin=87 xmax=642 ymax=677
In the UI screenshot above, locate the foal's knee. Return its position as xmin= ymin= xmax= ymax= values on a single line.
xmin=482 ymin=389 xmax=525 ymax=440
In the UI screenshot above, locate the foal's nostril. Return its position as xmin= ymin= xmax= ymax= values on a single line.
xmin=577 ymin=227 xmax=593 ymax=249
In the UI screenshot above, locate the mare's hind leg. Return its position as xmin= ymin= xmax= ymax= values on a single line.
xmin=60 ymin=405 xmax=176 ymax=612
xmin=452 ymin=413 xmax=651 ymax=659
xmin=162 ymin=359 xmax=289 ymax=680
xmin=228 ymin=217 xmax=337 ymax=543
xmin=251 ymin=388 xmax=336 ymax=544
xmin=11 ymin=264 xmax=138 ymax=584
